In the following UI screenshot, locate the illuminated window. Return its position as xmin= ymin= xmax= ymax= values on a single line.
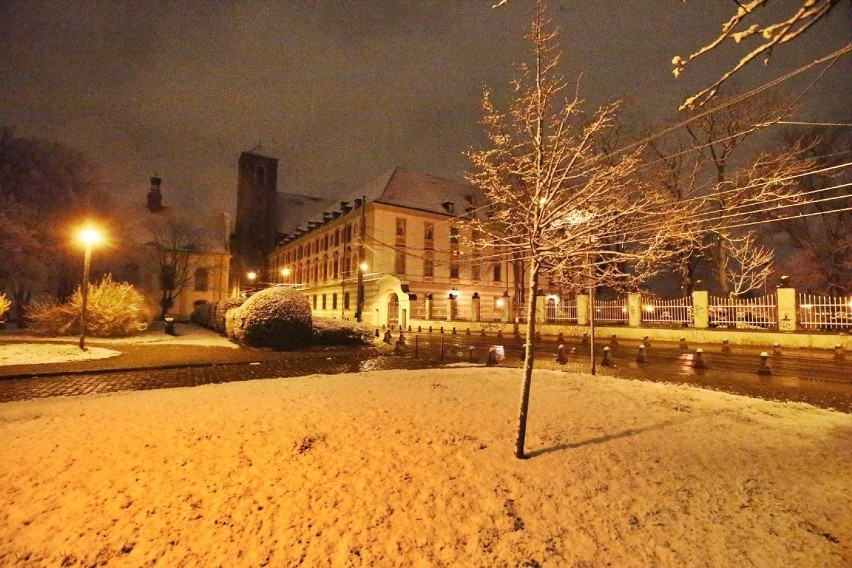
xmin=332 ymin=293 xmax=338 ymax=310
xmin=344 ymin=292 xmax=350 ymax=310
xmin=322 ymin=294 xmax=327 ymax=310
xmin=450 ymin=226 xmax=459 ymax=246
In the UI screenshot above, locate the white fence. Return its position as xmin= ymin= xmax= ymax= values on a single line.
xmin=545 ymin=298 xmax=578 ymax=323
xmin=709 ymin=294 xmax=777 ymax=329
xmin=798 ymin=293 xmax=852 ymax=330
xmin=593 ymin=297 xmax=628 ymax=325
xmin=641 ymin=296 xmax=694 ymax=327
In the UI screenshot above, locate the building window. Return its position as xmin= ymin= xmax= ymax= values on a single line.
xmin=194 ymin=267 xmax=209 ymax=292
xmin=334 ymin=229 xmax=340 ymax=247
xmin=395 ymin=245 xmax=406 ymax=275
xmin=344 ymin=292 xmax=350 ymax=310
xmin=493 ymin=263 xmax=502 ymax=283
xmin=424 ymin=222 xmax=434 ymax=244
xmin=332 ymin=293 xmax=338 ymax=310
xmin=424 ymin=253 xmax=434 ymax=278
xmin=471 ymin=261 xmax=480 ymax=281
xmin=322 ymin=294 xmax=327 ymax=310
xmin=450 ymin=226 xmax=459 ymax=245
xmin=313 ymin=295 xmax=317 ymax=309
xmin=333 ymin=253 xmax=340 ymax=279
xmin=396 ymin=218 xmax=406 ymax=237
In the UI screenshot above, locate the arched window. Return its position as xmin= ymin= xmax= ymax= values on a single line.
xmin=194 ymin=267 xmax=209 ymax=292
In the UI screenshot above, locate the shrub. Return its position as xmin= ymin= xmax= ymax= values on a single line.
xmin=214 ymin=297 xmax=245 ymax=334
xmin=0 ymin=292 xmax=10 ymax=322
xmin=190 ymin=301 xmax=213 ymax=328
xmin=226 ymin=287 xmax=312 ymax=349
xmin=312 ymin=317 xmax=373 ymax=346
xmin=27 ymin=275 xmax=152 ymax=337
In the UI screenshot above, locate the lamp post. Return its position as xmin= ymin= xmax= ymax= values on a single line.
xmin=77 ymin=226 xmax=103 ymax=351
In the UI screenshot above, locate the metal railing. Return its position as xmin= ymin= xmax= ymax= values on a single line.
xmin=641 ymin=296 xmax=694 ymax=327
xmin=545 ymin=298 xmax=578 ymax=323
xmin=592 ymin=298 xmax=628 ymax=325
xmin=709 ymin=294 xmax=777 ymax=329
xmin=798 ymin=293 xmax=852 ymax=331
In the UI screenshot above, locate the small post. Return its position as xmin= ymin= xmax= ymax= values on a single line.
xmin=636 ymin=344 xmax=648 ymax=364
xmin=486 ymin=348 xmax=499 ymax=366
xmin=556 ymin=344 xmax=569 ymax=365
xmin=581 ymin=333 xmax=590 ymax=347
xmin=834 ymin=344 xmax=846 ymax=361
xmin=642 ymin=335 xmax=650 ymax=348
xmin=693 ymin=348 xmax=707 ymax=369
xmin=609 ymin=334 xmax=618 ymax=347
xmin=452 ymin=327 xmax=457 ymax=335
xmin=721 ymin=338 xmax=731 ymax=353
xmin=557 ymin=332 xmax=564 ymax=344
xmin=757 ymin=352 xmax=772 ymax=375
xmin=772 ymin=342 xmax=782 ymax=356
xmin=679 ymin=337 xmax=688 ymax=350
xmin=601 ymin=346 xmax=617 ymax=368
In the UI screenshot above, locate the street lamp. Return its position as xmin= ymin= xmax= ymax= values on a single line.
xmin=77 ymin=225 xmax=103 ymax=351
xmin=280 ymin=267 xmax=290 ymax=282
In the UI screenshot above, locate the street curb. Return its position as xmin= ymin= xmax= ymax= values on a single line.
xmin=0 ymin=360 xmax=267 ymax=382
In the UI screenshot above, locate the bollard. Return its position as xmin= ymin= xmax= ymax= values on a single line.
xmin=383 ymin=330 xmax=393 ymax=344
xmin=773 ymin=343 xmax=782 ymax=357
xmin=535 ymin=331 xmax=542 ymax=342
xmin=440 ymin=326 xmax=444 ymax=334
xmin=480 ymin=328 xmax=486 ymax=337
xmin=557 ymin=332 xmax=565 ymax=345
xmin=514 ymin=330 xmax=521 ymax=340
xmin=429 ymin=326 xmax=433 ymax=333
xmin=497 ymin=329 xmax=503 ymax=338
xmin=570 ymin=346 xmax=576 ymax=355
xmin=452 ymin=327 xmax=457 ymax=335
xmin=164 ymin=317 xmax=176 ymax=336
xmin=757 ymin=351 xmax=772 ymax=375
xmin=486 ymin=348 xmax=499 ymax=367
xmin=642 ymin=335 xmax=651 ymax=348
xmin=375 ymin=329 xmax=380 ymax=338
xmin=556 ymin=344 xmax=569 ymax=365
xmin=601 ymin=346 xmax=617 ymax=368
xmin=581 ymin=333 xmax=590 ymax=347
xmin=610 ymin=334 xmax=619 ymax=347
xmin=679 ymin=337 xmax=688 ymax=350
xmin=721 ymin=339 xmax=731 ymax=353
xmin=693 ymin=348 xmax=707 ymax=369
xmin=468 ymin=346 xmax=476 ymax=362
xmin=636 ymin=344 xmax=648 ymax=364
xmin=417 ymin=325 xmax=422 ymax=333
xmin=466 ymin=328 xmax=471 ymax=336
xmin=398 ymin=331 xmax=406 ymax=346
xmin=835 ymin=344 xmax=846 ymax=361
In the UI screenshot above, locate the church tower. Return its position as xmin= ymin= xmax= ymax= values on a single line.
xmin=231 ymin=151 xmax=278 ymax=293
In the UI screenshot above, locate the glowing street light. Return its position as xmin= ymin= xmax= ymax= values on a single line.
xmin=246 ymin=271 xmax=257 ymax=282
xmin=280 ymin=267 xmax=291 ymax=280
xmin=76 ymin=224 xmax=103 ymax=351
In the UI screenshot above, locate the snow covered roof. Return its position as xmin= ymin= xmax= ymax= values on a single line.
xmin=276 ymin=168 xmax=484 ymax=241
xmin=116 ymin=202 xmax=230 ymax=255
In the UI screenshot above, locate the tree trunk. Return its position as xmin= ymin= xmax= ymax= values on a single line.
xmin=514 ymin=263 xmax=539 ymax=459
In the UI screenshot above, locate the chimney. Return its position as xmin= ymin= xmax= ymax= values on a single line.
xmin=147 ymin=176 xmax=163 ymax=213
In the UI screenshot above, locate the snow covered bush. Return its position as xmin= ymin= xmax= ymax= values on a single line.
xmin=190 ymin=301 xmax=214 ymax=328
xmin=0 ymin=292 xmax=10 ymax=322
xmin=214 ymin=297 xmax=245 ymax=334
xmin=311 ymin=317 xmax=374 ymax=346
xmin=226 ymin=287 xmax=312 ymax=349
xmin=26 ymin=275 xmax=152 ymax=337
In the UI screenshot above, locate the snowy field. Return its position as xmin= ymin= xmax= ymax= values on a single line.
xmin=1 ymin=367 xmax=849 ymax=567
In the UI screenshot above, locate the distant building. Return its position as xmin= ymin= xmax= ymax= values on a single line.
xmin=112 ymin=176 xmax=231 ymax=319
xmin=231 ymin=151 xmax=516 ymax=328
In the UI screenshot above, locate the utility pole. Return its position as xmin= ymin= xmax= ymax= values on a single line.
xmin=355 ymin=195 xmax=366 ymax=323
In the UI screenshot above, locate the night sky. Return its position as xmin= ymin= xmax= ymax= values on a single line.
xmin=1 ymin=0 xmax=849 ymax=216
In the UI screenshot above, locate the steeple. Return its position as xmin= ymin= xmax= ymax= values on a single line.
xmin=147 ymin=175 xmax=163 ymax=213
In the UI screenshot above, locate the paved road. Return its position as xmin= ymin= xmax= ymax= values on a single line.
xmin=1 ymin=332 xmax=849 ymax=412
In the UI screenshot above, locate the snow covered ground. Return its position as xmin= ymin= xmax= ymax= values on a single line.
xmin=1 ymin=367 xmax=849 ymax=567
xmin=0 ymin=323 xmax=236 ymax=366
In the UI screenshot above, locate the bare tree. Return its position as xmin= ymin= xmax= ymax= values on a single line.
xmin=143 ymin=214 xmax=208 ymax=320
xmin=725 ymin=231 xmax=775 ymax=296
xmin=467 ymin=0 xmax=691 ymax=459
xmin=672 ymin=0 xmax=847 ymax=108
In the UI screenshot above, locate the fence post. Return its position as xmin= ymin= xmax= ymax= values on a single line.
xmin=628 ymin=292 xmax=642 ymax=327
xmin=576 ymin=294 xmax=589 ymax=326
xmin=777 ymin=286 xmax=797 ymax=331
xmin=471 ymin=292 xmax=481 ymax=322
xmin=692 ymin=290 xmax=709 ymax=329
xmin=500 ymin=292 xmax=512 ymax=323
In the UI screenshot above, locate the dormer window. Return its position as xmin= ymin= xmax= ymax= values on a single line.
xmin=442 ymin=201 xmax=455 ymax=213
